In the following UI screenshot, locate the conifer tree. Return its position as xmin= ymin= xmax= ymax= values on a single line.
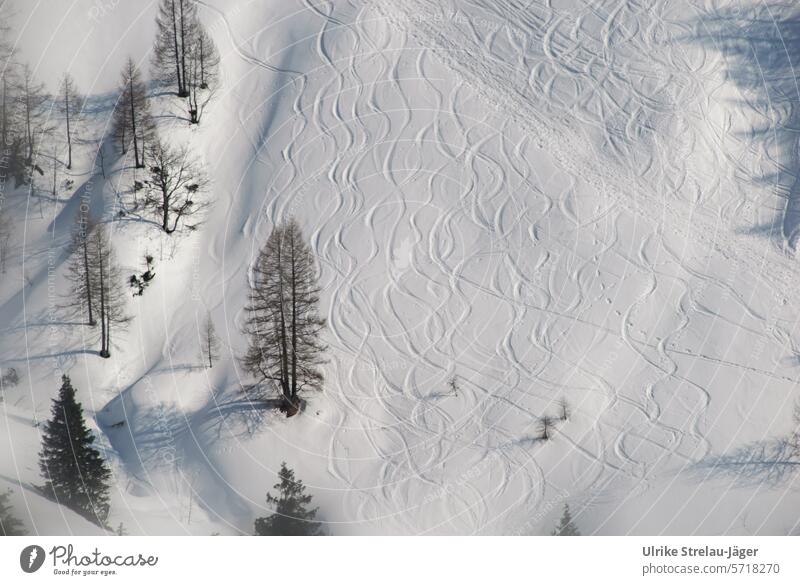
xmin=186 ymin=23 xmax=219 ymax=124
xmin=58 ymin=73 xmax=82 ymax=169
xmin=254 ymin=462 xmax=322 ymax=536
xmin=0 ymin=207 xmax=11 ymax=273
xmin=112 ymin=58 xmax=154 ymax=168
xmin=243 ymin=218 xmax=326 ymax=414
xmin=557 ymin=397 xmax=570 ymax=421
xmin=152 ymin=0 xmax=198 ymax=98
xmin=65 ymin=210 xmax=97 ymax=326
xmin=0 ymin=489 xmax=25 ymax=535
xmin=538 ymin=415 xmax=555 ymax=441
xmin=18 ymin=64 xmax=50 ymax=165
xmin=200 ymin=312 xmax=219 ymax=368
xmin=89 ymin=225 xmax=129 ymax=357
xmin=38 ymin=375 xmax=112 ymax=524
xmin=551 ymin=504 xmax=580 ymax=536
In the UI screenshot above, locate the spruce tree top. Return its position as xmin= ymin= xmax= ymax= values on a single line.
xmin=552 ymin=503 xmax=581 ymax=536
xmin=254 ymin=462 xmax=322 ymax=536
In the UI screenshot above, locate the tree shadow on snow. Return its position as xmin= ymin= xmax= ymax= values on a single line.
xmin=685 ymin=4 xmax=800 ymax=249
xmin=692 ymin=438 xmax=800 ymax=488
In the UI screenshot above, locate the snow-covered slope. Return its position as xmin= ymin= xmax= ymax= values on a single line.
xmin=2 ymin=0 xmax=800 ymax=535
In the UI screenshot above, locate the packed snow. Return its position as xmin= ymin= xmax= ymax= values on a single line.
xmin=2 ymin=0 xmax=800 ymax=535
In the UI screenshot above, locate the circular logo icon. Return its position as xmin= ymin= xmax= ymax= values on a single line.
xmin=19 ymin=545 xmax=46 ymax=573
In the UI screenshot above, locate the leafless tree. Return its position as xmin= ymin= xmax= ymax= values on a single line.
xmin=242 ymin=218 xmax=326 ymax=414
xmin=112 ymin=57 xmax=154 ymax=168
xmin=790 ymin=401 xmax=800 ymax=458
xmin=538 ymin=415 xmax=556 ymax=441
xmin=0 ymin=1 xmax=18 ymax=147
xmin=65 ymin=210 xmax=97 ymax=325
xmin=557 ymin=397 xmax=570 ymax=421
xmin=448 ymin=375 xmax=458 ymax=396
xmin=201 ymin=312 xmax=220 ymax=368
xmin=0 ymin=207 xmax=12 ymax=273
xmin=57 ymin=73 xmax=82 ymax=169
xmin=16 ymin=64 xmax=50 ymax=168
xmin=186 ymin=24 xmax=219 ymax=124
xmin=144 ymin=139 xmax=209 ymax=234
xmin=89 ymin=224 xmax=129 ymax=358
xmin=152 ymin=0 xmax=198 ymax=98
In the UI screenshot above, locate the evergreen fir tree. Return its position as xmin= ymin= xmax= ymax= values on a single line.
xmin=38 ymin=375 xmax=112 ymax=525
xmin=0 ymin=489 xmax=25 ymax=535
xmin=254 ymin=462 xmax=322 ymax=536
xmin=551 ymin=503 xmax=581 ymax=536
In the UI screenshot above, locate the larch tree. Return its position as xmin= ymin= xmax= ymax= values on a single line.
xmin=538 ymin=415 xmax=555 ymax=441
xmin=58 ymin=73 xmax=82 ymax=169
xmin=0 ymin=2 xmax=18 ymax=150
xmin=65 ymin=210 xmax=97 ymax=325
xmin=254 ymin=462 xmax=322 ymax=536
xmin=242 ymin=218 xmax=326 ymax=415
xmin=152 ymin=0 xmax=199 ymax=98
xmin=144 ymin=139 xmax=209 ymax=234
xmin=39 ymin=375 xmax=112 ymax=525
xmin=557 ymin=397 xmax=570 ymax=421
xmin=16 ymin=64 xmax=50 ymax=175
xmin=186 ymin=23 xmax=219 ymax=124
xmin=89 ymin=224 xmax=129 ymax=358
xmin=112 ymin=58 xmax=154 ymax=168
xmin=0 ymin=204 xmax=12 ymax=273
xmin=201 ymin=312 xmax=220 ymax=368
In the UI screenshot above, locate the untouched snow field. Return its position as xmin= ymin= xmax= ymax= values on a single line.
xmin=2 ymin=0 xmax=800 ymax=534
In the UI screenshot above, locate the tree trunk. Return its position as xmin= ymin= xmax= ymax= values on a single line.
xmin=277 ymin=241 xmax=291 ymax=406
xmin=162 ymin=191 xmax=170 ymax=232
xmin=65 ymin=85 xmax=72 ymax=169
xmin=170 ymin=0 xmax=184 ymax=96
xmin=179 ymin=0 xmax=188 ymax=98
xmin=24 ymin=80 xmax=33 ymax=162
xmin=82 ymin=231 xmax=94 ymax=326
xmin=290 ymin=235 xmax=298 ymax=402
xmin=1 ymin=76 xmax=7 ymax=148
xmin=99 ymin=244 xmax=109 ymax=358
xmin=128 ymin=70 xmax=141 ymax=168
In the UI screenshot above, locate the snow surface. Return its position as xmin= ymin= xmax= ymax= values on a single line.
xmin=2 ymin=0 xmax=800 ymax=535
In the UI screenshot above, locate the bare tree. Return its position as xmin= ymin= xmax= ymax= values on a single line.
xmin=186 ymin=24 xmax=219 ymax=124
xmin=557 ymin=397 xmax=570 ymax=421
xmin=16 ymin=64 xmax=50 ymax=170
xmin=152 ymin=0 xmax=198 ymax=98
xmin=112 ymin=57 xmax=154 ymax=168
xmin=0 ymin=207 xmax=12 ymax=273
xmin=201 ymin=312 xmax=219 ymax=368
xmin=789 ymin=401 xmax=800 ymax=458
xmin=57 ymin=73 xmax=82 ymax=169
xmin=89 ymin=224 xmax=129 ymax=357
xmin=65 ymin=210 xmax=97 ymax=325
xmin=538 ymin=415 xmax=555 ymax=441
xmin=448 ymin=375 xmax=458 ymax=396
xmin=144 ymin=139 xmax=208 ymax=234
xmin=242 ymin=218 xmax=326 ymax=414
xmin=0 ymin=3 xmax=18 ymax=151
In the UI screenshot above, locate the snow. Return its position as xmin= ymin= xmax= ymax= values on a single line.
xmin=2 ymin=0 xmax=800 ymax=535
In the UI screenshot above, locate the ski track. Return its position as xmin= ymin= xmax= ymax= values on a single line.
xmin=32 ymin=0 xmax=795 ymax=534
